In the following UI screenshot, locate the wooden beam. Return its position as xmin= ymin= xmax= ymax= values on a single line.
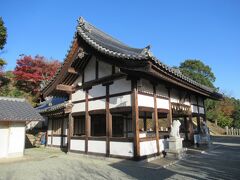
xmin=131 ymin=79 xmax=140 ymax=159
xmin=56 ymin=84 xmax=74 ymax=92
xmin=67 ymin=114 xmax=73 ymax=152
xmin=68 ymin=67 xmax=78 ymax=74
xmin=153 ymin=85 xmax=160 ymax=155
xmin=167 ymin=88 xmax=173 ymax=129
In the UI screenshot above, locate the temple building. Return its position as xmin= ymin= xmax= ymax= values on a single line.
xmin=39 ymin=17 xmax=222 ymax=160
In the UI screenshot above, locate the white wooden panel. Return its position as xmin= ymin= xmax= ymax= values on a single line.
xmin=72 ymin=89 xmax=85 ymax=102
xmin=191 ymin=95 xmax=197 ymax=104
xmin=8 ymin=122 xmax=25 ymax=157
xmin=191 ymin=105 xmax=198 ymax=113
xmin=199 ymin=107 xmax=205 ymax=114
xmin=72 ymin=102 xmax=85 ymax=113
xmin=84 ymin=57 xmax=96 ymax=82
xmin=110 ymin=95 xmax=131 ymax=109
xmin=88 ymin=140 xmax=106 ymax=154
xmin=48 ymin=119 xmax=52 ymax=135
xmin=110 ymin=142 xmax=134 ymax=157
xmin=0 ymin=123 xmax=9 ymax=158
xmin=52 ymin=136 xmax=61 ymax=146
xmin=70 ymin=139 xmax=85 ymax=151
xmin=138 ymin=94 xmax=154 ymax=108
xmin=156 ymin=84 xmax=168 ymax=98
xmin=170 ymin=89 xmax=179 ymax=103
xmin=89 ymin=99 xmax=106 ymax=111
xmin=89 ymin=84 xmax=106 ymax=98
xmin=47 ymin=136 xmax=52 ymax=145
xmin=138 ymin=79 xmax=153 ymax=94
xmin=110 ymin=78 xmax=131 ymax=95
xmin=140 ymin=140 xmax=157 ymax=156
xmin=157 ymin=98 xmax=169 ymax=109
xmin=98 ymin=61 xmax=112 ymax=78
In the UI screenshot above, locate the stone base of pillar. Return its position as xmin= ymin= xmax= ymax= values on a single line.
xmin=166 ymin=137 xmax=186 ymax=159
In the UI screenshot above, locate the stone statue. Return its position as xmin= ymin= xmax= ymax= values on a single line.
xmin=170 ymin=120 xmax=181 ymax=139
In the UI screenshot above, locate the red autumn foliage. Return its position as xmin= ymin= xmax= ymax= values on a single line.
xmin=13 ymin=55 xmax=61 ymax=93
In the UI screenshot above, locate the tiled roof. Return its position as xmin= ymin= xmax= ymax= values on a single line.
xmin=36 ymin=97 xmax=67 ymax=113
xmin=0 ymin=97 xmax=44 ymax=122
xmin=41 ymin=17 xmax=221 ymax=98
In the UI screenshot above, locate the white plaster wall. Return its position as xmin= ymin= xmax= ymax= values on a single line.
xmin=157 ymin=98 xmax=169 ymax=109
xmin=52 ymin=136 xmax=61 ymax=146
xmin=110 ymin=95 xmax=131 ymax=109
xmin=89 ymin=99 xmax=106 ymax=111
xmin=47 ymin=136 xmax=52 ymax=145
xmin=110 ymin=142 xmax=134 ymax=157
xmin=199 ymin=107 xmax=205 ymax=114
xmin=110 ymin=78 xmax=131 ymax=95
xmin=89 ymin=84 xmax=106 ymax=98
xmin=138 ymin=79 xmax=153 ymax=94
xmin=138 ymin=94 xmax=154 ymax=108
xmin=156 ymin=84 xmax=168 ymax=98
xmin=0 ymin=123 xmax=9 ymax=158
xmin=70 ymin=139 xmax=85 ymax=151
xmin=191 ymin=95 xmax=197 ymax=104
xmin=72 ymin=102 xmax=85 ymax=113
xmin=88 ymin=140 xmax=106 ymax=154
xmin=84 ymin=57 xmax=96 ymax=82
xmin=191 ymin=105 xmax=199 ymax=113
xmin=140 ymin=140 xmax=157 ymax=156
xmin=8 ymin=122 xmax=25 ymax=157
xmin=170 ymin=89 xmax=180 ymax=103
xmin=72 ymin=89 xmax=85 ymax=102
xmin=98 ymin=61 xmax=112 ymax=78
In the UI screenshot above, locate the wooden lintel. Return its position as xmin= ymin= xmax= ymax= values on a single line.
xmin=68 ymin=67 xmax=78 ymax=74
xmin=56 ymin=84 xmax=74 ymax=92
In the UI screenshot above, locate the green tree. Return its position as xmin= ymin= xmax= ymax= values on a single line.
xmin=0 ymin=17 xmax=7 ymax=72
xmin=179 ymin=59 xmax=216 ymax=88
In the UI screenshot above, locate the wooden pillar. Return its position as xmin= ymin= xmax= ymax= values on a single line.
xmin=188 ymin=114 xmax=194 ymax=141
xmin=167 ymin=88 xmax=173 ymax=130
xmin=143 ymin=112 xmax=147 ymax=131
xmin=85 ymin=89 xmax=90 ymax=153
xmin=196 ymin=96 xmax=201 ymax=133
xmin=132 ymin=79 xmax=140 ymax=159
xmin=61 ymin=118 xmax=64 ymax=148
xmin=184 ymin=117 xmax=189 ymax=141
xmin=51 ymin=119 xmax=53 ymax=147
xmin=106 ymin=84 xmax=112 ymax=157
xmin=153 ymin=85 xmax=160 ymax=155
xmin=67 ymin=114 xmax=73 ymax=152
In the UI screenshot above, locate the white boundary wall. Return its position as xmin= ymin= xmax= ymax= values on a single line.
xmin=88 ymin=140 xmax=106 ymax=154
xmin=140 ymin=140 xmax=157 ymax=156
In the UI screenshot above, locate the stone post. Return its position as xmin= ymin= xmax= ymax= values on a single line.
xmin=225 ymin=126 xmax=229 ymax=135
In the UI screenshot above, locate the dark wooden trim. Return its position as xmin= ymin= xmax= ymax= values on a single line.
xmin=156 ymin=94 xmax=169 ymax=100
xmin=158 ymin=109 xmax=169 ymax=113
xmin=138 ymin=91 xmax=154 ymax=97
xmin=110 ymin=107 xmax=132 ymax=113
xmin=88 ymin=137 xmax=106 ymax=141
xmin=69 ymin=149 xmax=85 ymax=154
xmin=50 ymin=134 xmax=68 ymax=137
xmin=89 ymin=109 xmax=106 ymax=115
xmin=139 ymin=106 xmax=154 ymax=112
xmin=82 ymin=71 xmax=85 ymax=84
xmin=72 ymin=111 xmax=85 ymax=116
xmin=109 ymin=137 xmax=134 ymax=142
xmin=71 ymin=136 xmax=86 ymax=140
xmin=72 ymin=99 xmax=85 ymax=104
xmin=131 ymin=79 xmax=140 ymax=159
xmin=96 ymin=60 xmax=99 ymax=80
xmin=102 ymin=81 xmax=113 ymax=86
xmin=153 ymin=85 xmax=160 ymax=155
xmin=85 ymin=89 xmax=90 ymax=154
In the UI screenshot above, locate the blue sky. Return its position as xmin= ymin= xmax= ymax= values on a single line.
xmin=1 ymin=0 xmax=240 ymax=99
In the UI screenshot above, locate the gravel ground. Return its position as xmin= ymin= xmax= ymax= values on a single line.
xmin=0 ymin=136 xmax=240 ymax=180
